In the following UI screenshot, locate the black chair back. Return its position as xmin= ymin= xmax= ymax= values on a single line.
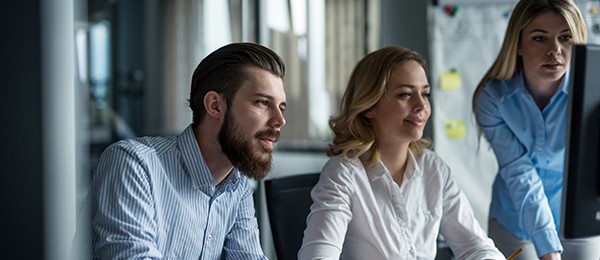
xmin=264 ymin=173 xmax=320 ymax=260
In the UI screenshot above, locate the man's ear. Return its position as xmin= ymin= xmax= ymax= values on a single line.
xmin=204 ymin=91 xmax=225 ymax=119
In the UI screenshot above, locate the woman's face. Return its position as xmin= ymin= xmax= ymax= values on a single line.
xmin=365 ymin=60 xmax=431 ymax=146
xmin=519 ymin=11 xmax=573 ymax=87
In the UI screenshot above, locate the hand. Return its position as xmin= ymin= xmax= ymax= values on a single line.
xmin=540 ymin=251 xmax=561 ymax=260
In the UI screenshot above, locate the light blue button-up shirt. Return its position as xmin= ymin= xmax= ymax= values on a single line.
xmin=89 ymin=125 xmax=267 ymax=259
xmin=476 ymin=70 xmax=570 ymax=257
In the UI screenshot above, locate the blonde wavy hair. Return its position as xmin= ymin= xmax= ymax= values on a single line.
xmin=327 ymin=46 xmax=432 ymax=166
xmin=472 ymin=0 xmax=587 ymax=134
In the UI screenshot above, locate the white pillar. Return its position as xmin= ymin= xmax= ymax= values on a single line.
xmin=41 ymin=0 xmax=77 ymax=259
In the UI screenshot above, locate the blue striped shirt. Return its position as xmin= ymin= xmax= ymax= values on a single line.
xmin=90 ymin=124 xmax=267 ymax=259
xmin=476 ymin=70 xmax=570 ymax=257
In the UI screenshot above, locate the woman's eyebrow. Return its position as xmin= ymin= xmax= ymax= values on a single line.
xmin=395 ymin=84 xmax=430 ymax=89
xmin=528 ymin=28 xmax=570 ymax=34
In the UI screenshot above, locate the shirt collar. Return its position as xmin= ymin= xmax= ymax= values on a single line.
xmin=558 ymin=66 xmax=571 ymax=95
xmin=505 ymin=71 xmax=526 ymax=98
xmin=367 ymin=149 xmax=423 ymax=181
xmin=406 ymin=149 xmax=423 ymax=178
xmin=177 ymin=124 xmax=241 ymax=190
xmin=506 ymin=67 xmax=571 ymax=98
xmin=221 ymin=168 xmax=241 ymax=191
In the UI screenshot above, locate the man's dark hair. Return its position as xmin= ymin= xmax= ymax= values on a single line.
xmin=189 ymin=42 xmax=286 ymax=125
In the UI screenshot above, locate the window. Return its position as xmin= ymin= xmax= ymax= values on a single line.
xmin=85 ymin=0 xmax=379 ymax=162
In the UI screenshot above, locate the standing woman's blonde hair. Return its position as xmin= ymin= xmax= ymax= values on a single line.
xmin=472 ymin=0 xmax=587 ymax=127
xmin=328 ymin=47 xmax=431 ymax=166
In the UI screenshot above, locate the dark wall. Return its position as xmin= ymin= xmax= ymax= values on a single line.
xmin=380 ymin=0 xmax=433 ymax=140
xmin=0 ymin=0 xmax=44 ymax=258
xmin=113 ymin=0 xmax=146 ymax=135
xmin=380 ymin=0 xmax=429 ymax=63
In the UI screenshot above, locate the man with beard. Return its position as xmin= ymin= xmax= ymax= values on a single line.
xmin=86 ymin=42 xmax=286 ymax=259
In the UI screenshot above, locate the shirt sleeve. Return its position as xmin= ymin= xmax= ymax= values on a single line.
xmin=297 ymin=159 xmax=355 ymax=260
xmin=476 ymin=84 xmax=562 ymax=256
xmin=222 ymin=182 xmax=268 ymax=260
xmin=91 ymin=142 xmax=162 ymax=259
xmin=436 ymin=159 xmax=505 ymax=260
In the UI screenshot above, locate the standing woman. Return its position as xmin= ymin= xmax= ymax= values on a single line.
xmin=299 ymin=46 xmax=504 ymax=260
xmin=473 ymin=0 xmax=600 ymax=259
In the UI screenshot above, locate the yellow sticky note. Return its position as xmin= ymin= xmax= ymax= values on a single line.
xmin=444 ymin=120 xmax=466 ymax=139
xmin=440 ymin=70 xmax=462 ymax=90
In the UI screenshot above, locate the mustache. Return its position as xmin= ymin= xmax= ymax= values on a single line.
xmin=256 ymin=129 xmax=281 ymax=143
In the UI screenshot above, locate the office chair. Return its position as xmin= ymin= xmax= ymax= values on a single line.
xmin=264 ymin=173 xmax=321 ymax=260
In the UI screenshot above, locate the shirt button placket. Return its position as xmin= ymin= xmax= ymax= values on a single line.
xmin=409 ymin=247 xmax=416 ymax=259
xmin=536 ymin=120 xmax=545 ymax=153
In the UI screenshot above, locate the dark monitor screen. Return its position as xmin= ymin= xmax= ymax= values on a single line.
xmin=561 ymin=43 xmax=600 ymax=239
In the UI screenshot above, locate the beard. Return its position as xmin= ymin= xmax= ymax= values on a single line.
xmin=218 ymin=110 xmax=279 ymax=180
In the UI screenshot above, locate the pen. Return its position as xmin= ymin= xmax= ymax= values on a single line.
xmin=506 ymin=248 xmax=523 ymax=260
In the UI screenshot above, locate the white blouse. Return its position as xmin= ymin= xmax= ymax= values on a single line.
xmin=298 ymin=150 xmax=504 ymax=260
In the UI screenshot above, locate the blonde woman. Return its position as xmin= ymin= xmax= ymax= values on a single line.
xmin=299 ymin=47 xmax=504 ymax=260
xmin=473 ymin=0 xmax=600 ymax=259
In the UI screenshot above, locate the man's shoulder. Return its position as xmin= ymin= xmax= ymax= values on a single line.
xmin=106 ymin=135 xmax=178 ymax=157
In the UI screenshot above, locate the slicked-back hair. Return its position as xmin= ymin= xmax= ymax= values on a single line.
xmin=188 ymin=42 xmax=285 ymax=125
xmin=328 ymin=46 xmax=432 ymax=166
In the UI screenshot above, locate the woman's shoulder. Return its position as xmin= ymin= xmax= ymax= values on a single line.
xmin=414 ymin=149 xmax=451 ymax=177
xmin=313 ymin=154 xmax=365 ymax=194
xmin=482 ymin=78 xmax=510 ymax=97
xmin=481 ymin=74 xmax=524 ymax=99
xmin=416 ymin=149 xmax=444 ymax=163
xmin=324 ymin=154 xmax=364 ymax=175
